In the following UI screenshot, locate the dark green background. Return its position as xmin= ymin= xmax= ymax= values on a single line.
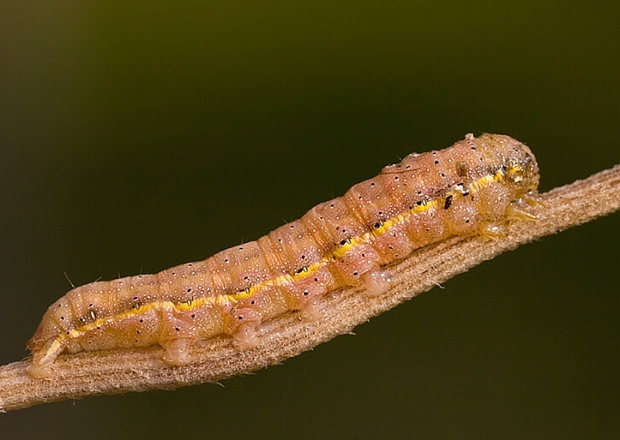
xmin=1 ymin=2 xmax=619 ymax=439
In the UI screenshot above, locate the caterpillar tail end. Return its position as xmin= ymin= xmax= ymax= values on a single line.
xmin=25 ymin=338 xmax=63 ymax=379
xmin=26 ymin=362 xmax=54 ymax=379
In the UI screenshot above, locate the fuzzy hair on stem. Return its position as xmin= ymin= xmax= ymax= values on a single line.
xmin=0 ymin=164 xmax=619 ymax=412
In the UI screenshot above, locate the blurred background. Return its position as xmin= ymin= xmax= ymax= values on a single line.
xmin=1 ymin=1 xmax=619 ymax=438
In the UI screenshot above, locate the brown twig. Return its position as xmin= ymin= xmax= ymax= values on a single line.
xmin=1 ymin=164 xmax=619 ymax=412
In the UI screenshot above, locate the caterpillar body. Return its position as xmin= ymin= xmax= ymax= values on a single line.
xmin=26 ymin=133 xmax=540 ymax=378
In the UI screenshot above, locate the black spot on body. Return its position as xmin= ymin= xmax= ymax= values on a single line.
xmin=444 ymin=195 xmax=453 ymax=210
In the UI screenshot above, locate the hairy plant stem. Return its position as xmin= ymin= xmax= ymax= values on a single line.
xmin=1 ymin=164 xmax=619 ymax=412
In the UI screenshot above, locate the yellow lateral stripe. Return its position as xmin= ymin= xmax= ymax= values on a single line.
xmin=60 ymin=167 xmax=515 ymax=342
xmin=40 ymin=338 xmax=64 ymax=363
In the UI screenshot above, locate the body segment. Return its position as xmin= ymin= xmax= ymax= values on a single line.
xmin=27 ymin=133 xmax=540 ymax=378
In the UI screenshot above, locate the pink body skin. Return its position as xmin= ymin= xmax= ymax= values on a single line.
xmin=27 ymin=134 xmax=540 ymax=378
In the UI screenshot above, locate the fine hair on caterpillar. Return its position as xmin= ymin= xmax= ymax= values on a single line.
xmin=26 ymin=133 xmax=541 ymax=378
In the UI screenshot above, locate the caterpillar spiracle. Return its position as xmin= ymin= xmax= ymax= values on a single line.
xmin=26 ymin=133 xmax=540 ymax=378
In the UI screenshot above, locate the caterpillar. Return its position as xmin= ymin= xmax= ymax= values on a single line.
xmin=26 ymin=133 xmax=540 ymax=378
